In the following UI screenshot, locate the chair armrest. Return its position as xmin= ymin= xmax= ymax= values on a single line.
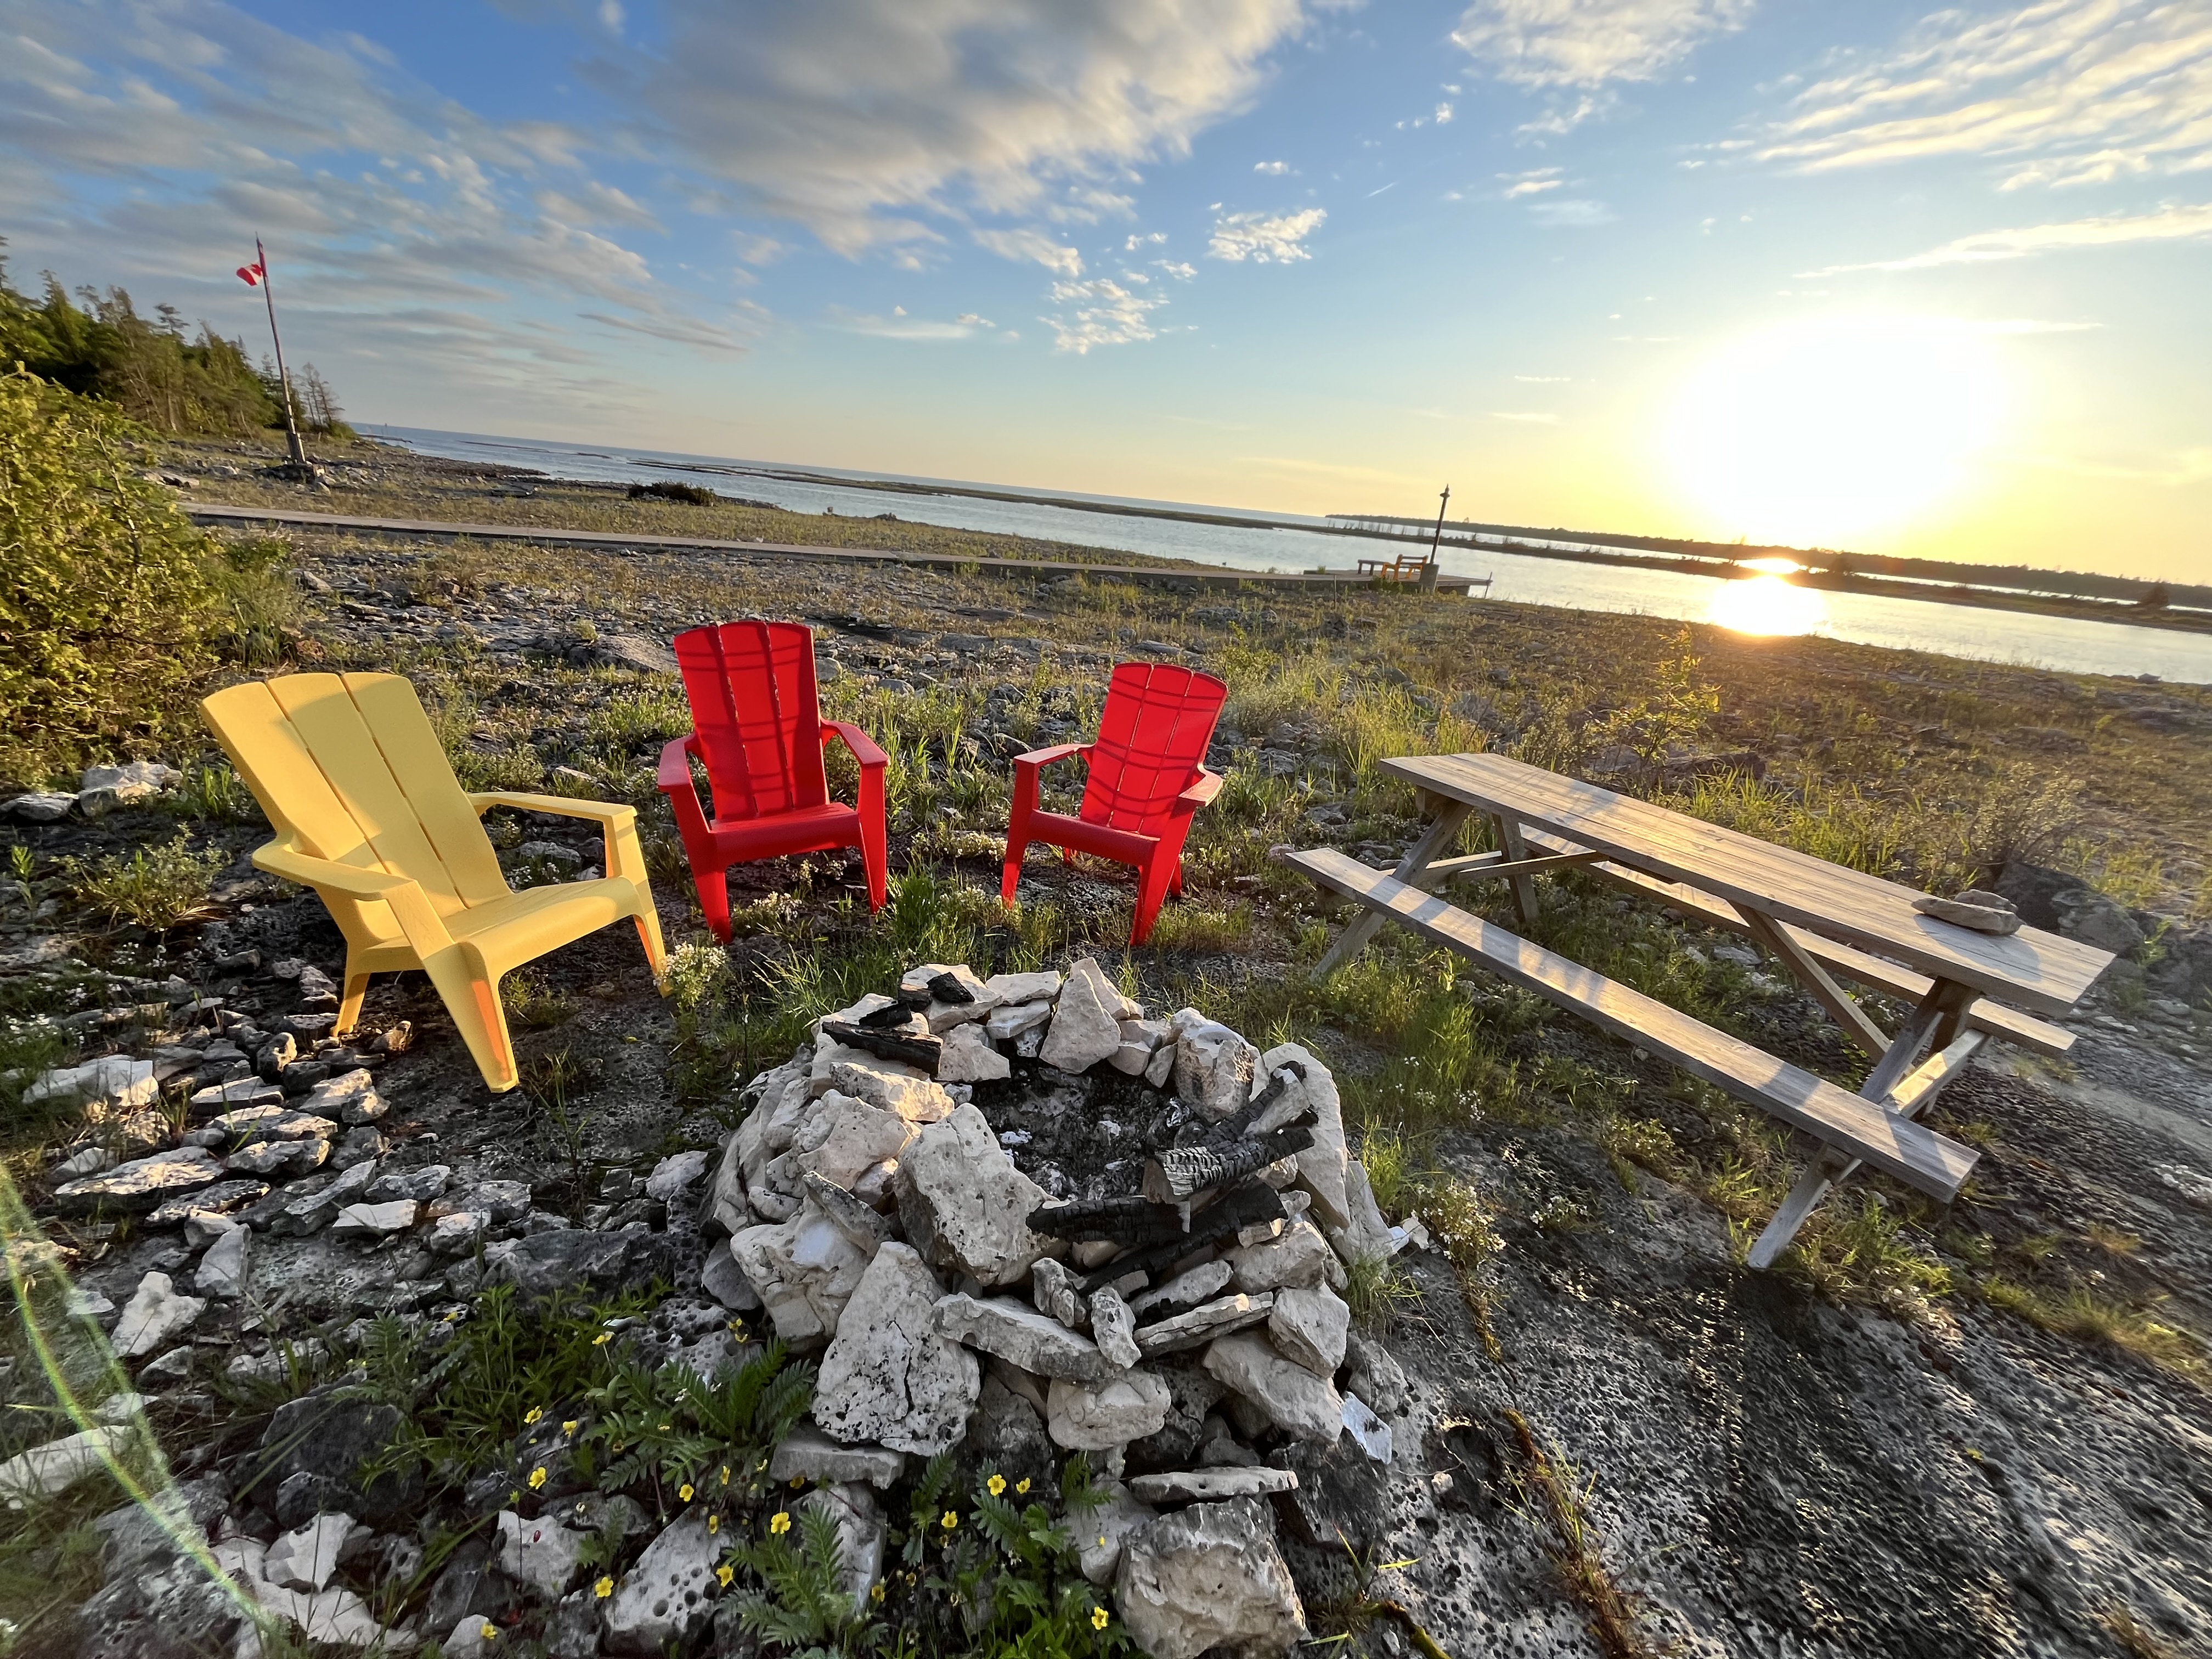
xmin=1013 ymin=742 xmax=1086 ymax=771
xmin=1176 ymin=767 xmax=1224 ymax=811
xmin=822 ymin=720 xmax=888 ymax=770
xmin=252 ymin=845 xmax=455 ymax=957
xmin=469 ymin=791 xmax=636 ymax=826
xmin=656 ymin=735 xmax=703 ymax=794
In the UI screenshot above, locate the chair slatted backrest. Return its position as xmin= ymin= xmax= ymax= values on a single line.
xmin=673 ymin=620 xmax=829 ymax=824
xmin=1081 ymin=663 xmax=1228 ymax=834
xmin=201 ymin=673 xmax=509 ymax=919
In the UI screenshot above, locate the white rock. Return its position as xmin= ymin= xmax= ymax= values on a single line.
xmin=53 ymin=1146 xmax=113 ymax=1178
xmin=443 ymin=1614 xmax=500 ymax=1657
xmin=729 ymin=1199 xmax=875 ymax=1346
xmin=1109 ymin=1018 xmax=1171 ymax=1076
xmin=265 ymin=1512 xmax=355 ymax=1592
xmin=364 ymin=1164 xmax=452 ymax=1203
xmin=1268 ymin=1284 xmax=1350 ymax=1378
xmin=770 ymin=1424 xmax=906 ymax=1490
xmin=1202 ymin=1331 xmax=1344 ymax=1444
xmin=250 ymin=1582 xmax=390 ymax=1648
xmin=802 ymin=1172 xmax=896 ymax=1250
xmin=984 ymin=970 xmax=1063 ymax=1004
xmin=1130 ymin=1261 xmax=1231 ymax=1318
xmin=645 ymin=1149 xmax=711 ymax=1200
xmin=226 ymin=1137 xmax=329 ymax=1178
xmin=1031 ymin=1256 xmax=1087 ymax=1329
xmin=701 ymin=1238 xmax=764 ymax=1313
xmin=1076 ymin=1479 xmax=1158 ymax=1584
xmin=1328 ymin=1159 xmax=1396 ymax=1269
xmin=426 ymin=1211 xmax=486 ymax=1255
xmin=0 ymin=1426 xmax=124 ymax=1503
xmin=1170 ymin=1010 xmax=1259 ymax=1120
xmin=297 ymin=1069 xmax=385 ymax=1124
xmin=1145 ymin=1041 xmax=1176 ymax=1088
xmin=901 ymin=962 xmax=1003 ymax=1031
xmin=1089 ymin=1285 xmax=1142 ymax=1371
xmin=330 ymin=1200 xmax=419 ymax=1238
xmin=810 ymin=1038 xmax=924 ymax=1102
xmin=187 ymin=1076 xmax=284 ymax=1116
xmin=985 ymin=998 xmax=1054 ymax=1042
xmin=827 ymin=1059 xmax=956 ymax=1124
xmin=114 ymin=1271 xmax=205 ymax=1357
xmin=1256 ymin=1045 xmax=1348 ymax=1231
xmin=710 ymin=1128 xmax=751 ymax=1234
xmin=604 ymin=1514 xmax=719 ymax=1655
xmin=893 ymin=1104 xmax=1048 ymax=1286
xmin=498 ymin=1509 xmax=589 ymax=1600
xmin=1227 ymin=1222 xmax=1343 ymax=1294
xmin=1047 ymin=1370 xmax=1172 ymax=1449
xmin=1116 ymin=1497 xmax=1307 ymax=1659
xmin=814 ymin=1243 xmax=979 ymax=1456
xmin=800 ymin=1482 xmax=887 ymax=1613
xmin=795 ymin=1092 xmax=917 ymax=1190
xmin=936 ymin=1022 xmax=1011 ymax=1083
xmin=1041 ymin=957 xmax=1125 ymax=1073
xmin=25 ymin=1056 xmax=158 ymax=1113
xmin=1127 ymin=1468 xmax=1299 ymax=1504
xmin=195 ymin=1221 xmax=251 ymax=1297
xmin=1134 ymin=1293 xmax=1275 ymax=1358
xmin=932 ymin=1294 xmax=1113 ymax=1382
xmin=78 ymin=760 xmax=176 ymax=816
xmin=1341 ymin=1393 xmax=1392 ymax=1464
xmin=4 ymin=791 xmax=75 ymax=822
xmin=53 ymin=1145 xmax=222 ymax=1216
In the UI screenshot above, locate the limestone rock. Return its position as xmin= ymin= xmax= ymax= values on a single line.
xmin=476 ymin=1227 xmax=679 ymax=1299
xmin=269 ymin=1160 xmax=376 ymax=1237
xmin=1340 ymin=1393 xmax=1392 ymax=1464
xmin=1135 ymin=1293 xmax=1275 ymax=1358
xmin=1256 ymin=1044 xmax=1348 ymax=1231
xmin=1090 ymin=1285 xmax=1142 ymax=1370
xmin=604 ymin=1514 xmax=718 ymax=1655
xmin=710 ymin=1128 xmax=751 ymax=1235
xmin=1032 ymin=1256 xmax=1087 ymax=1329
xmin=1227 ymin=1222 xmax=1343 ymax=1294
xmin=1268 ymin=1284 xmax=1349 ymax=1378
xmin=187 ymin=1076 xmax=284 ymax=1118
xmin=1116 ymin=1498 xmax=1306 ymax=1659
xmin=1076 ymin=1479 xmax=1158 ymax=1585
xmin=331 ymin=1200 xmax=419 ymax=1238
xmin=226 ymin=1136 xmax=329 ymax=1179
xmin=1047 ymin=1369 xmax=1172 ymax=1449
xmin=53 ymin=1146 xmax=222 ymax=1216
xmin=1170 ymin=1009 xmax=1259 ymax=1120
xmin=498 ymin=1509 xmax=589 ymax=1601
xmin=1040 ymin=957 xmax=1124 ymax=1073
xmin=827 ymin=1059 xmax=955 ymax=1124
xmin=770 ymin=1424 xmax=906 ymax=1490
xmin=1341 ymin=1331 xmax=1408 ymax=1417
xmin=985 ymin=998 xmax=1054 ymax=1042
xmin=796 ymin=1092 xmax=917 ymax=1189
xmin=298 ymin=1069 xmax=385 ymax=1124
xmin=701 ymin=1239 xmax=764 ymax=1312
xmin=25 ymin=1056 xmax=158 ymax=1113
xmin=984 ymin=970 xmax=1062 ymax=1005
xmin=902 ymin=962 xmax=1003 ymax=1032
xmin=645 ymin=1149 xmax=710 ymax=1201
xmin=1110 ymin=1018 xmax=1171 ymax=1076
xmin=1203 ymin=1331 xmax=1344 ymax=1444
xmin=936 ymin=1021 xmax=1011 ymax=1082
xmin=815 ymin=1243 xmax=979 ymax=1456
xmin=810 ymin=1038 xmax=925 ymax=1102
xmin=1131 ymin=1261 xmax=1232 ymax=1319
xmin=728 ymin=1200 xmax=875 ymax=1345
xmin=265 ymin=1513 xmax=356 ymax=1593
xmin=800 ymin=1482 xmax=886 ymax=1613
xmin=1327 ymin=1160 xmax=1395 ymax=1269
xmin=365 ymin=1164 xmax=451 ymax=1204
xmin=1127 ymin=1468 xmax=1298 ymax=1504
xmin=78 ymin=760 xmax=176 ymax=816
xmin=114 ymin=1272 xmax=205 ymax=1357
xmin=933 ymin=1294 xmax=1114 ymax=1382
xmin=802 ymin=1171 xmax=896 ymax=1250
xmin=194 ymin=1222 xmax=251 ymax=1297
xmin=894 ymin=1104 xmax=1049 ymax=1286
xmin=0 ymin=1426 xmax=125 ymax=1502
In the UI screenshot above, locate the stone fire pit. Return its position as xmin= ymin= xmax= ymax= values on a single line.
xmin=701 ymin=957 xmax=1424 ymax=1658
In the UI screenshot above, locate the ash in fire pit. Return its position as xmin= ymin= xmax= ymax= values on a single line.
xmin=705 ymin=955 xmax=1425 ymax=1658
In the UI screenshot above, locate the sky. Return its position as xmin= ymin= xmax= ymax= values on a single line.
xmin=3 ymin=0 xmax=2208 ymax=579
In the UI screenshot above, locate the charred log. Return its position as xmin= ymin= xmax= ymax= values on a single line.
xmin=1027 ymin=1194 xmax=1187 ymax=1246
xmin=1144 ymin=1126 xmax=1314 ymax=1204
xmin=820 ymin=1020 xmax=943 ymax=1074
xmin=1078 ymin=1180 xmax=1286 ymax=1293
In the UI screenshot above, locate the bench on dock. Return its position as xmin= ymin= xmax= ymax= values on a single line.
xmin=1284 ymin=752 xmax=2115 ymax=1266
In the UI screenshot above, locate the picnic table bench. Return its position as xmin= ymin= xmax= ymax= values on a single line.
xmin=1280 ymin=752 xmax=2115 ymax=1266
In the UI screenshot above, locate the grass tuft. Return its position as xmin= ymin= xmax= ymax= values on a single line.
xmin=63 ymin=833 xmax=226 ymax=929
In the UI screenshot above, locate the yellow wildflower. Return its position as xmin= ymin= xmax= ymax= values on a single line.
xmin=708 ymin=1515 xmax=719 ymax=1535
xmin=522 ymin=1407 xmax=544 ymax=1425
xmin=769 ymin=1511 xmax=791 ymax=1535
xmin=720 ymin=1465 xmax=731 ymax=1486
xmin=986 ymin=1474 xmax=1006 ymax=1497
xmin=789 ymin=1476 xmax=805 ymax=1490
xmin=592 ymin=1332 xmax=611 ymax=1346
xmin=871 ymin=1583 xmax=885 ymax=1603
xmin=715 ymin=1564 xmax=735 ymax=1588
xmin=479 ymin=1622 xmax=498 ymax=1641
xmin=1015 ymin=1477 xmax=1031 ymax=1495
xmin=1092 ymin=1607 xmax=1110 ymax=1631
xmin=679 ymin=1483 xmax=695 ymax=1503
xmin=941 ymin=1510 xmax=958 ymax=1530
xmin=562 ymin=1420 xmax=579 ymax=1436
xmin=528 ymin=1466 xmax=548 ymax=1490
xmin=594 ymin=1576 xmax=614 ymax=1599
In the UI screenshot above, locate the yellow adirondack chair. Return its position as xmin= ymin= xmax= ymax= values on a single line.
xmin=200 ymin=672 xmax=668 ymax=1092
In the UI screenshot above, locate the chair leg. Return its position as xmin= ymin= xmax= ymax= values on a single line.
xmin=336 ymin=969 xmax=371 ymax=1036
xmin=425 ymin=955 xmax=520 ymax=1093
xmin=695 ymin=865 xmax=732 ymax=943
xmin=1130 ymin=850 xmax=1179 ymax=946
xmin=1001 ymin=834 xmax=1030 ymax=907
xmin=634 ymin=895 xmax=669 ymax=980
xmin=856 ymin=819 xmax=889 ymax=912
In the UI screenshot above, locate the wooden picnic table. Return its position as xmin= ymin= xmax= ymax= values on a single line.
xmin=1284 ymin=752 xmax=2116 ymax=1266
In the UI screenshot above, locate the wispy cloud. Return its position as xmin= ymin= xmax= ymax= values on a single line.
xmin=1529 ymin=198 xmax=1616 ymax=227
xmin=1799 ymin=201 xmax=2212 ymax=274
xmin=1254 ymin=160 xmax=1290 ymax=174
xmin=1751 ymin=0 xmax=2212 ymax=189
xmin=1454 ymin=0 xmax=1756 ymax=129
xmin=973 ymin=226 xmax=1084 ymax=276
xmin=1497 ymin=165 xmax=1564 ymax=198
xmin=1208 ymin=206 xmax=1328 ymax=262
xmin=1043 ymin=277 xmax=1166 ymax=353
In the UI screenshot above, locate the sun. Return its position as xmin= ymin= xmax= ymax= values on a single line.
xmin=1664 ymin=317 xmax=2005 ymax=548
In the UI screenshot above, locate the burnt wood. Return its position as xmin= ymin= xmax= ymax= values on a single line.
xmin=820 ymin=1020 xmax=943 ymax=1074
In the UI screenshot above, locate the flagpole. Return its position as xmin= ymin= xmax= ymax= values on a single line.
xmin=255 ymin=237 xmax=310 ymax=468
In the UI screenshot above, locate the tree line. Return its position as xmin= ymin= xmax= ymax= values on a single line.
xmin=0 ymin=242 xmax=351 ymax=441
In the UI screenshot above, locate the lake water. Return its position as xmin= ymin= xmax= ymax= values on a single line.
xmin=365 ymin=425 xmax=2212 ymax=686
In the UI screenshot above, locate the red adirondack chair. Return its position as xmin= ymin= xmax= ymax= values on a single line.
xmin=659 ymin=620 xmax=888 ymax=940
xmin=1001 ymin=661 xmax=1229 ymax=945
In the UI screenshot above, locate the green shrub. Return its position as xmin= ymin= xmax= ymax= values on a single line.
xmin=0 ymin=370 xmax=218 ymax=783
xmin=63 ymin=833 xmax=225 ymax=929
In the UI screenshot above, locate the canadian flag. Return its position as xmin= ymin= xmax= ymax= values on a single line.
xmin=236 ymin=259 xmax=264 ymax=287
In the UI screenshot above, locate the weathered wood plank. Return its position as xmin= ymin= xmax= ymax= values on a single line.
xmin=1284 ymin=848 xmax=1978 ymax=1200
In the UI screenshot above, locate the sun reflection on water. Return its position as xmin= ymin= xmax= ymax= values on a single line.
xmin=1709 ymin=573 xmax=1828 ymax=636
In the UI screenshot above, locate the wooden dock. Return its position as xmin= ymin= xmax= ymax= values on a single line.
xmin=187 ymin=504 xmax=1486 ymax=597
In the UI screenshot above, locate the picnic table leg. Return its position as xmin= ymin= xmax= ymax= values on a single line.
xmin=1490 ymin=815 xmax=1539 ymax=927
xmin=1312 ymin=800 xmax=1475 ymax=979
xmin=1737 ymin=909 xmax=1892 ymax=1063
xmin=1746 ymin=978 xmax=1977 ymax=1270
